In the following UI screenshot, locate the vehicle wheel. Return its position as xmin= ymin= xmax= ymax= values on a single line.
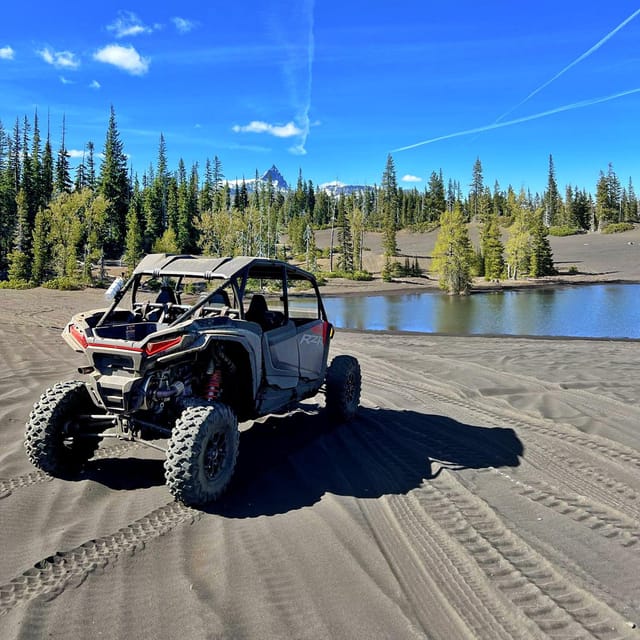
xmin=325 ymin=355 xmax=361 ymax=422
xmin=164 ymin=402 xmax=239 ymax=506
xmin=24 ymin=381 xmax=101 ymax=476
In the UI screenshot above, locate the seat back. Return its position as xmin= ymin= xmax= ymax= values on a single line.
xmin=245 ymin=294 xmax=269 ymax=328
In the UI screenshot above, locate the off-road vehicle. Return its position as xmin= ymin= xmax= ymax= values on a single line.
xmin=24 ymin=254 xmax=361 ymax=506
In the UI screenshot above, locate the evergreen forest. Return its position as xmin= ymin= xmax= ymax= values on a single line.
xmin=1 ymin=108 xmax=637 ymax=293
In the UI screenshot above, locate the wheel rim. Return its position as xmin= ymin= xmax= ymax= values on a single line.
xmin=203 ymin=432 xmax=227 ymax=480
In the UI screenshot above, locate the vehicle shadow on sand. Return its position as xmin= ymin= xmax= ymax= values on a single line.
xmin=80 ymin=406 xmax=523 ymax=515
xmin=206 ymin=405 xmax=523 ymax=518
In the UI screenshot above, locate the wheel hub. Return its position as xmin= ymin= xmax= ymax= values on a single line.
xmin=203 ymin=433 xmax=227 ymax=480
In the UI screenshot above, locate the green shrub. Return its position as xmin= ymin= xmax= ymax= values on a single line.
xmin=350 ymin=270 xmax=373 ymax=281
xmin=42 ymin=277 xmax=83 ymax=290
xmin=0 ymin=279 xmax=34 ymax=290
xmin=601 ymin=222 xmax=635 ymax=234
xmin=548 ymin=225 xmax=585 ymax=237
xmin=315 ymin=269 xmax=372 ymax=282
xmin=567 ymin=265 xmax=579 ymax=274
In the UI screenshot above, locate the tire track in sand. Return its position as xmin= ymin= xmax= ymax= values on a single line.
xmin=0 ymin=442 xmax=140 ymax=499
xmin=349 ymin=412 xmax=636 ymax=639
xmin=0 ymin=500 xmax=198 ymax=616
xmin=350 ymin=363 xmax=640 ymax=636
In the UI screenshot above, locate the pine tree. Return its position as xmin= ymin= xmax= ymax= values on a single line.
xmin=54 ymin=115 xmax=72 ymax=194
xmin=595 ymin=171 xmax=615 ymax=228
xmin=481 ymin=212 xmax=505 ymax=281
xmin=380 ymin=154 xmax=398 ymax=280
xmin=31 ymin=207 xmax=49 ymax=284
xmin=349 ymin=204 xmax=365 ymax=272
xmin=336 ymin=196 xmax=354 ymax=273
xmin=124 ymin=183 xmax=144 ymax=273
xmin=425 ymin=171 xmax=445 ymax=221
xmin=176 ymin=163 xmax=197 ymax=252
xmin=41 ymin=120 xmax=54 ymax=204
xmin=624 ymin=177 xmax=638 ymax=221
xmin=85 ymin=141 xmax=96 ymax=190
xmin=543 ymin=154 xmax=562 ymax=226
xmin=201 ymin=158 xmax=214 ymax=212
xmin=529 ymin=213 xmax=555 ymax=277
xmin=154 ymin=133 xmax=169 ymax=229
xmin=19 ymin=116 xmax=36 ymax=256
xmin=0 ymin=122 xmax=17 ymax=272
xmin=431 ymin=204 xmax=473 ymax=294
xmin=99 ymin=106 xmax=130 ymax=256
xmin=470 ymin=157 xmax=484 ymax=220
xmin=212 ymin=156 xmax=225 ymax=213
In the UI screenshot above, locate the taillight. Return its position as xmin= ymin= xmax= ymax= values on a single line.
xmin=144 ymin=336 xmax=183 ymax=356
xmin=69 ymin=324 xmax=88 ymax=349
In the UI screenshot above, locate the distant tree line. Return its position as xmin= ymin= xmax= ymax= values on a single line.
xmin=0 ymin=107 xmax=637 ymax=292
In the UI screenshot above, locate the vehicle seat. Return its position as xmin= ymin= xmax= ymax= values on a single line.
xmin=156 ymin=286 xmax=177 ymax=305
xmin=245 ymin=294 xmax=269 ymax=329
xmin=211 ymin=290 xmax=231 ymax=306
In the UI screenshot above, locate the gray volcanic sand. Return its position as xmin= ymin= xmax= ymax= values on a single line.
xmin=2 ymin=231 xmax=640 ymax=639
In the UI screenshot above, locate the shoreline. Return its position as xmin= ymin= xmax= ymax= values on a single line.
xmin=318 ymin=272 xmax=640 ymax=297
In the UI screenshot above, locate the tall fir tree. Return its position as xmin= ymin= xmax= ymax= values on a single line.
xmin=380 ymin=154 xmax=398 ymax=280
xmin=336 ymin=196 xmax=354 ymax=273
xmin=481 ymin=212 xmax=505 ymax=281
xmin=425 ymin=170 xmax=446 ymax=221
xmin=99 ymin=106 xmax=130 ymax=256
xmin=529 ymin=213 xmax=555 ymax=277
xmin=54 ymin=115 xmax=72 ymax=194
xmin=41 ymin=131 xmax=54 ymax=205
xmin=470 ymin=157 xmax=484 ymax=220
xmin=124 ymin=181 xmax=144 ymax=273
xmin=543 ymin=154 xmax=562 ymax=226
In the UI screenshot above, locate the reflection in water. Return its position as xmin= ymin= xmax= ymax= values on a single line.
xmin=320 ymin=284 xmax=640 ymax=338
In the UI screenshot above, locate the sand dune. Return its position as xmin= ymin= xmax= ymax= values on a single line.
xmin=2 ymin=253 xmax=640 ymax=638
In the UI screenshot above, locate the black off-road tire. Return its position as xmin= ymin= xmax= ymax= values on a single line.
xmin=164 ymin=402 xmax=239 ymax=506
xmin=24 ymin=381 xmax=101 ymax=476
xmin=325 ymin=355 xmax=361 ymax=423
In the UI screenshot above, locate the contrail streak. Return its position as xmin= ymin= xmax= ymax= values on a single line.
xmin=496 ymin=7 xmax=640 ymax=122
xmin=392 ymin=87 xmax=640 ymax=152
xmin=294 ymin=0 xmax=315 ymax=155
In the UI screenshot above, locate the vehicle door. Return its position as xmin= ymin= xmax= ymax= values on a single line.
xmin=287 ymin=277 xmax=329 ymax=381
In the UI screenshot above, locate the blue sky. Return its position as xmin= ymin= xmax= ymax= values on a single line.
xmin=1 ymin=1 xmax=639 ymax=194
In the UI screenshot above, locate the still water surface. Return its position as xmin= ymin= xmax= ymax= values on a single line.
xmin=319 ymin=284 xmax=640 ymax=338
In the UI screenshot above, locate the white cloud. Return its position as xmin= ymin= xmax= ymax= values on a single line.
xmin=89 ymin=79 xmax=101 ymax=90
xmin=402 ymin=174 xmax=422 ymax=183
xmin=67 ymin=149 xmax=87 ymax=159
xmin=93 ymin=44 xmax=149 ymax=75
xmin=38 ymin=47 xmax=80 ymax=69
xmin=232 ymin=120 xmax=302 ymax=138
xmin=107 ymin=11 xmax=157 ymax=38
xmin=60 ymin=76 xmax=74 ymax=85
xmin=172 ymin=17 xmax=197 ymax=34
xmin=0 ymin=45 xmax=14 ymax=60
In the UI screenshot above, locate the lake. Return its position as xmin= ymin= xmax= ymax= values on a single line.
xmin=320 ymin=283 xmax=640 ymax=339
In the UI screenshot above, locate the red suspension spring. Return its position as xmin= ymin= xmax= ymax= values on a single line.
xmin=204 ymin=369 xmax=222 ymax=401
